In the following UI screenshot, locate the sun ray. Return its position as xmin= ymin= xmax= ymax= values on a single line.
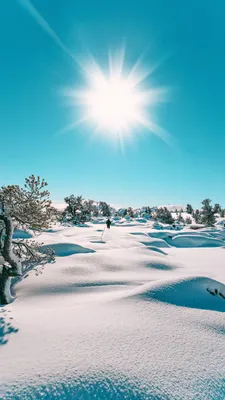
xmin=56 ymin=116 xmax=90 ymax=136
xmin=17 ymin=0 xmax=75 ymax=61
xmin=137 ymin=115 xmax=172 ymax=146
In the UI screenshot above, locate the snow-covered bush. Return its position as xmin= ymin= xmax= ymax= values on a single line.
xmin=185 ymin=216 xmax=192 ymax=225
xmin=127 ymin=207 xmax=134 ymax=218
xmin=155 ymin=207 xmax=174 ymax=224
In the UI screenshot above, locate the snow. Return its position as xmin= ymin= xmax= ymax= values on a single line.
xmin=128 ymin=276 xmax=225 ymax=312
xmin=1 ymin=222 xmax=225 ymax=399
xmin=13 ymin=229 xmax=33 ymax=239
xmin=159 ymin=204 xmax=185 ymax=212
xmin=40 ymin=243 xmax=95 ymax=257
xmin=171 ymin=234 xmax=225 ymax=248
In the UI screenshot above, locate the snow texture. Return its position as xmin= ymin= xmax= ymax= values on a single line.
xmin=0 ymin=221 xmax=225 ymax=399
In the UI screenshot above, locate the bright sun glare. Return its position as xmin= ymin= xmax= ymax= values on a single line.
xmin=86 ymin=75 xmax=141 ymax=134
xmin=63 ymin=49 xmax=170 ymax=144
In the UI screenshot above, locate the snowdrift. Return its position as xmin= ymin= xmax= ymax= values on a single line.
xmin=131 ymin=277 xmax=225 ymax=312
xmin=141 ymin=238 xmax=170 ymax=248
xmin=171 ymin=234 xmax=225 ymax=248
xmin=148 ymin=231 xmax=225 ymax=248
xmin=146 ymin=246 xmax=168 ymax=255
xmin=40 ymin=243 xmax=95 ymax=257
xmin=13 ymin=229 xmax=33 ymax=239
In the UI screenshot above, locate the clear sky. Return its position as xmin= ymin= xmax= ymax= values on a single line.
xmin=1 ymin=0 xmax=225 ymax=208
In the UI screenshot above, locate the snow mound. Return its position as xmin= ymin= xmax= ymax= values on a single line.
xmin=40 ymin=243 xmax=95 ymax=257
xmin=13 ymin=229 xmax=33 ymax=239
xmin=135 ymin=218 xmax=147 ymax=223
xmin=148 ymin=231 xmax=225 ymax=247
xmin=131 ymin=277 xmax=225 ymax=312
xmin=77 ymin=223 xmax=90 ymax=228
xmin=147 ymin=246 xmax=168 ymax=255
xmin=141 ymin=239 xmax=170 ymax=248
xmin=171 ymin=234 xmax=225 ymax=248
xmin=149 ymin=231 xmax=212 ymax=240
xmin=210 ymin=231 xmax=225 ymax=240
xmin=148 ymin=231 xmax=175 ymax=240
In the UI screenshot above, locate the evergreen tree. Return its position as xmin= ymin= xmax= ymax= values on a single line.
xmin=83 ymin=200 xmax=94 ymax=220
xmin=201 ymin=199 xmax=216 ymax=226
xmin=99 ymin=201 xmax=111 ymax=217
xmin=123 ymin=209 xmax=128 ymax=217
xmin=156 ymin=207 xmax=174 ymax=224
xmin=185 ymin=216 xmax=192 ymax=225
xmin=177 ymin=211 xmax=184 ymax=223
xmin=220 ymin=209 xmax=225 ymax=218
xmin=92 ymin=204 xmax=99 ymax=217
xmin=127 ymin=207 xmax=134 ymax=218
xmin=63 ymin=195 xmax=90 ymax=224
xmin=145 ymin=206 xmax=152 ymax=215
xmin=213 ymin=203 xmax=221 ymax=214
xmin=0 ymin=175 xmax=55 ymax=304
xmin=186 ymin=204 xmax=193 ymax=214
xmin=192 ymin=209 xmax=201 ymax=224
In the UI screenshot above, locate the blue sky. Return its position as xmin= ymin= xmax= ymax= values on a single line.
xmin=1 ymin=0 xmax=225 ymax=208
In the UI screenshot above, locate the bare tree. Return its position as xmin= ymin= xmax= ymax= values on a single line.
xmin=0 ymin=175 xmax=55 ymax=305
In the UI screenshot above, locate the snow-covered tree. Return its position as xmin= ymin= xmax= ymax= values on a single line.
xmin=99 ymin=201 xmax=111 ymax=217
xmin=220 ymin=209 xmax=225 ymax=218
xmin=156 ymin=207 xmax=174 ymax=224
xmin=177 ymin=211 xmax=184 ymax=223
xmin=127 ymin=207 xmax=134 ymax=218
xmin=186 ymin=204 xmax=193 ymax=214
xmin=83 ymin=200 xmax=94 ymax=221
xmin=213 ymin=203 xmax=221 ymax=214
xmin=185 ymin=216 xmax=192 ymax=225
xmin=92 ymin=204 xmax=99 ymax=218
xmin=192 ymin=209 xmax=201 ymax=224
xmin=0 ymin=175 xmax=55 ymax=305
xmin=62 ymin=195 xmax=87 ymax=224
xmin=201 ymin=199 xmax=216 ymax=226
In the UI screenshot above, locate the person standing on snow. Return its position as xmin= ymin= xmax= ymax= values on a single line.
xmin=106 ymin=218 xmax=111 ymax=229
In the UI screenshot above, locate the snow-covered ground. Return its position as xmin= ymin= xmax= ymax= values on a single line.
xmin=1 ymin=221 xmax=225 ymax=399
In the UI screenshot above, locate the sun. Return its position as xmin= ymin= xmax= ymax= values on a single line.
xmin=85 ymin=75 xmax=141 ymax=135
xmin=63 ymin=49 xmax=170 ymax=143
